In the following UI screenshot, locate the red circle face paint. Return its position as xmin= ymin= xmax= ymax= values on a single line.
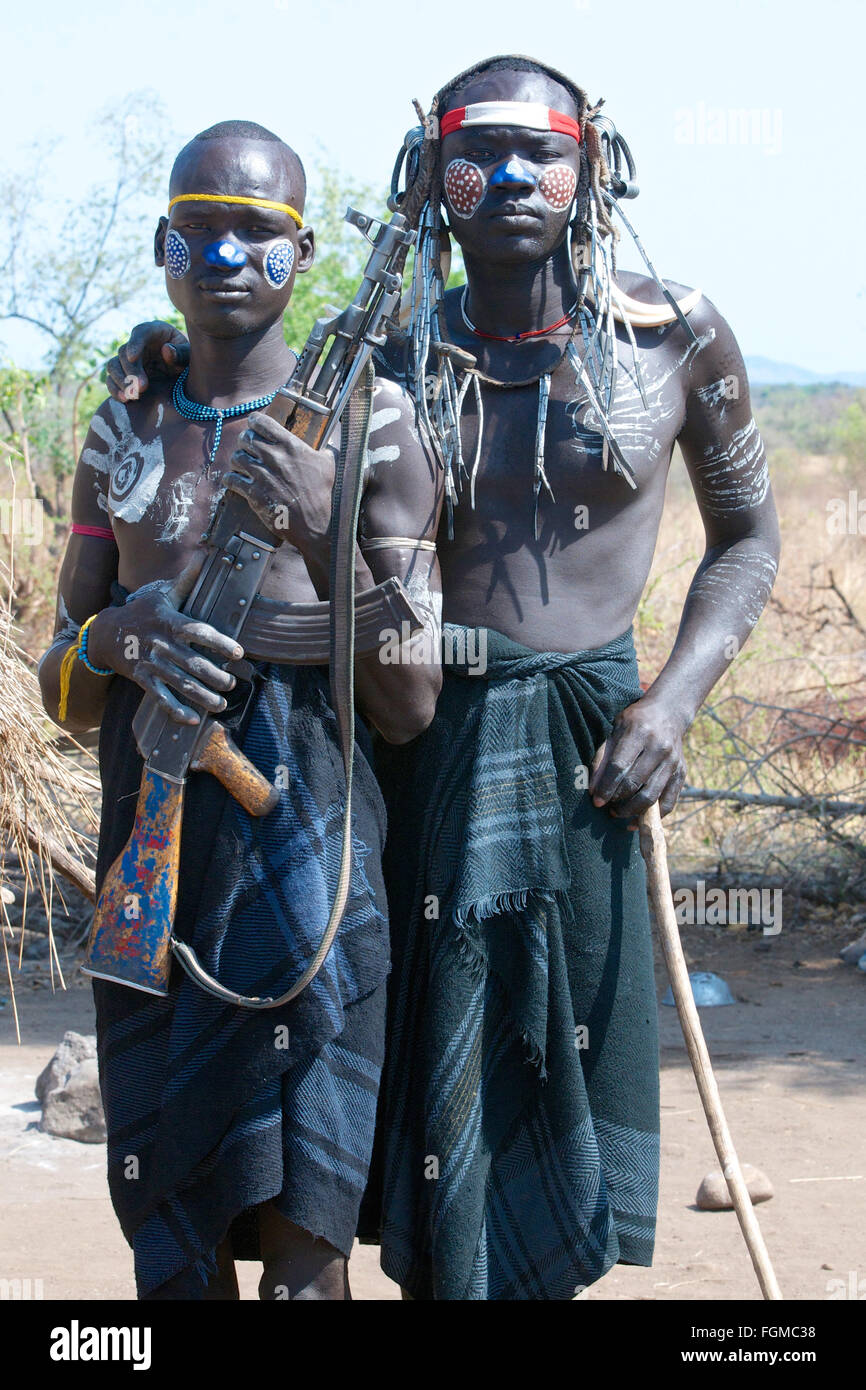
xmin=537 ymin=163 xmax=577 ymax=212
xmin=444 ymin=159 xmax=487 ymax=220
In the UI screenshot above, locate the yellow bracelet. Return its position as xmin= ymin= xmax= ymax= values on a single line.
xmin=56 ymin=614 xmax=113 ymax=722
xmin=57 ymin=641 xmax=78 ymax=722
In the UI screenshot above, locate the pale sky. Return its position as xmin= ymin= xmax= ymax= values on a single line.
xmin=2 ymin=0 xmax=862 ymax=373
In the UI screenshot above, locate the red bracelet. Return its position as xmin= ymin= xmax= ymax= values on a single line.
xmin=71 ymin=523 xmax=116 ymax=541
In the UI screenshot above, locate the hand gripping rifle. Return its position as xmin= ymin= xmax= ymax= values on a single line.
xmin=85 ymin=207 xmax=418 ymax=1007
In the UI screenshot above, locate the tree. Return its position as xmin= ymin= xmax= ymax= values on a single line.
xmin=0 ymin=91 xmax=173 ymax=386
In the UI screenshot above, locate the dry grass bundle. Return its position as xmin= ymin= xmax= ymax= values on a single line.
xmin=0 ymin=538 xmax=99 ymax=1041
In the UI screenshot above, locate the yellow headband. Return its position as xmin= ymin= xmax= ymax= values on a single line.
xmin=167 ymin=193 xmax=304 ymax=228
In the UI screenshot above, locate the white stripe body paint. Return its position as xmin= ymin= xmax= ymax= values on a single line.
xmin=367 ymin=444 xmax=401 ymax=467
xmin=370 ymin=407 xmax=401 ymax=434
xmin=694 ymin=377 xmax=730 ymax=414
xmin=365 ymin=397 xmax=404 ymax=472
xmin=157 ymin=471 xmax=198 ymax=544
xmin=405 ymin=571 xmax=443 ymax=629
xmin=567 ymin=327 xmax=717 ymax=464
xmin=695 ymin=417 xmax=769 ymax=517
xmin=690 ymin=551 xmax=778 ymax=625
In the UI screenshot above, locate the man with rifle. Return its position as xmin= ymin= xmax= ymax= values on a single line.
xmin=112 ymin=54 xmax=780 ymax=1301
xmin=39 ymin=119 xmax=443 ymax=1300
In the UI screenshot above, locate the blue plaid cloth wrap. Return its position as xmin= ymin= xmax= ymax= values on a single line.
xmin=93 ymin=663 xmax=389 ymax=1298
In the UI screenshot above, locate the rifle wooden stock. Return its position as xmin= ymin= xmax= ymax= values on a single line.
xmin=85 ymin=768 xmax=182 ymax=996
xmin=85 ymin=724 xmax=279 ymax=995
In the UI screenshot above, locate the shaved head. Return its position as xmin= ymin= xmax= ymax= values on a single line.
xmin=169 ymin=120 xmax=306 ymax=213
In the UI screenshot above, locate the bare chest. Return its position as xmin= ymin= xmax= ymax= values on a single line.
xmin=89 ymin=399 xmax=314 ymax=597
xmin=453 ymin=333 xmax=692 ymax=528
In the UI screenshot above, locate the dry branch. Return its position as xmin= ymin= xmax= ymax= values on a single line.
xmin=681 ymin=786 xmax=866 ymax=817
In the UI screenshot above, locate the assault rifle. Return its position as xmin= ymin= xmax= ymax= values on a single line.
xmin=85 ymin=208 xmax=419 ymax=1007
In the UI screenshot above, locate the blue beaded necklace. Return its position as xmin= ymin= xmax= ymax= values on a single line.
xmin=172 ymin=367 xmax=278 ymax=469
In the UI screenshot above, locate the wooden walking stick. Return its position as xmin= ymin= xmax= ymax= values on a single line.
xmin=638 ymin=801 xmax=783 ymax=1300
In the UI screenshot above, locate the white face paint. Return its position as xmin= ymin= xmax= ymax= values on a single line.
xmin=164 ymin=229 xmax=191 ymax=279
xmin=83 ymin=399 xmax=166 ymax=526
xmin=263 ymin=238 xmax=294 ymax=289
xmin=537 ymin=163 xmax=577 ymax=211
xmin=444 ymin=159 xmax=487 ymax=219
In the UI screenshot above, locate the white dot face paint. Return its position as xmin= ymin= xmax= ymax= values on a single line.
xmin=263 ymin=238 xmax=295 ymax=289
xmin=164 ymin=229 xmax=190 ymax=279
xmin=444 ymin=159 xmax=487 ymax=220
xmin=537 ymin=163 xmax=577 ymax=212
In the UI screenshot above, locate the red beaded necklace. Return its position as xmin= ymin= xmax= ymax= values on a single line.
xmin=460 ymin=286 xmax=579 ymax=343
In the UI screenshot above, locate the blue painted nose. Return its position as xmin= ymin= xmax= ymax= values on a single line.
xmin=203 ymin=239 xmax=248 ymax=269
xmin=489 ymin=157 xmax=538 ymax=189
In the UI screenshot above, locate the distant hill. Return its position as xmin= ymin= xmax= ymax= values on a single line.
xmin=746 ymin=356 xmax=866 ymax=387
xmin=749 ymin=382 xmax=858 ymax=458
xmin=665 ymin=380 xmax=859 ymax=489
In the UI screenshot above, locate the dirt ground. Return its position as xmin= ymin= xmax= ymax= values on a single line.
xmin=1 ymin=911 xmax=864 ymax=1302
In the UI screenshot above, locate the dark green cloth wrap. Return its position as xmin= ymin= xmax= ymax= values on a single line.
xmin=364 ymin=624 xmax=660 ymax=1300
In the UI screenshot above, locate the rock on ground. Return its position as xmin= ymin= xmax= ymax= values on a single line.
xmin=36 ymin=1031 xmax=105 ymax=1143
xmin=839 ymin=928 xmax=866 ymax=965
xmin=696 ymin=1163 xmax=774 ymax=1211
xmin=35 ymin=1030 xmax=95 ymax=1104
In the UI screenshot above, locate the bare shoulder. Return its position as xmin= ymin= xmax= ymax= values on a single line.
xmin=371 ymin=373 xmax=412 ymax=412
xmin=369 ymin=374 xmax=434 ymax=468
xmin=84 ymin=386 xmax=172 ymax=460
xmin=362 ymin=374 xmax=440 ymax=537
xmin=616 ymin=270 xmax=747 ymax=391
xmin=614 ymin=267 xmax=700 ymax=307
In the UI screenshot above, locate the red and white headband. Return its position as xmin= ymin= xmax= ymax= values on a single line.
xmin=440 ymin=101 xmax=581 ymax=142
